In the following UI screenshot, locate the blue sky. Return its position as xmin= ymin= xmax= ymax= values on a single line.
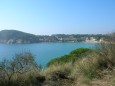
xmin=0 ymin=0 xmax=115 ymax=35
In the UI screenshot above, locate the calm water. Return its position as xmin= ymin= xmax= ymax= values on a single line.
xmin=0 ymin=42 xmax=96 ymax=67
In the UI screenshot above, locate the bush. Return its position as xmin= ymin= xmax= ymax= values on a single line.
xmin=96 ymin=42 xmax=115 ymax=69
xmin=0 ymin=52 xmax=40 ymax=86
xmin=47 ymin=48 xmax=92 ymax=67
xmin=77 ymin=36 xmax=115 ymax=80
xmin=70 ymin=48 xmax=92 ymax=57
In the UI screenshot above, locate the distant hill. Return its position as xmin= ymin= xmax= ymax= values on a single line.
xmin=0 ymin=30 xmax=111 ymax=44
xmin=0 ymin=30 xmax=39 ymax=44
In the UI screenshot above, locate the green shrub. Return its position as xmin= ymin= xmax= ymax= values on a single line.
xmin=70 ymin=48 xmax=92 ymax=57
xmin=47 ymin=48 xmax=92 ymax=67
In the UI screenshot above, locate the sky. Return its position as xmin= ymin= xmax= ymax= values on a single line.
xmin=0 ymin=0 xmax=115 ymax=35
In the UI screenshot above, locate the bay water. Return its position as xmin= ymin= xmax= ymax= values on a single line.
xmin=0 ymin=42 xmax=96 ymax=67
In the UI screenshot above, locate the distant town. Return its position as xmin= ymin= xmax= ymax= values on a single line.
xmin=0 ymin=30 xmax=113 ymax=44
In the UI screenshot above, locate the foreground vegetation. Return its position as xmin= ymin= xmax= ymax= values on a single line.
xmin=0 ymin=37 xmax=115 ymax=86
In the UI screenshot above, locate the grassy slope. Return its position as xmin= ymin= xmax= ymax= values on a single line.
xmin=43 ymin=43 xmax=115 ymax=86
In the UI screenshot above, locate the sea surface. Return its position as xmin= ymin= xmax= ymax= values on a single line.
xmin=0 ymin=42 xmax=96 ymax=67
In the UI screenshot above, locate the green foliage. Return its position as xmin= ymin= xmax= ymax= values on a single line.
xmin=70 ymin=48 xmax=92 ymax=57
xmin=47 ymin=48 xmax=92 ymax=67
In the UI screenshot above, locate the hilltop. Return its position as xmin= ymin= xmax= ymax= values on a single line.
xmin=0 ymin=30 xmax=38 ymax=44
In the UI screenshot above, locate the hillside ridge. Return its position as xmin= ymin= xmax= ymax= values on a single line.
xmin=0 ymin=30 xmax=110 ymax=44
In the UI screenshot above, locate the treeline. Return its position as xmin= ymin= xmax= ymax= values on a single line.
xmin=52 ymin=34 xmax=109 ymax=40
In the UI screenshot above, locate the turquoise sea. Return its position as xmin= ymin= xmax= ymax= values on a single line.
xmin=0 ymin=42 xmax=96 ymax=67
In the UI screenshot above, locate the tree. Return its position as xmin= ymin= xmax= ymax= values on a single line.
xmin=0 ymin=52 xmax=39 ymax=85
